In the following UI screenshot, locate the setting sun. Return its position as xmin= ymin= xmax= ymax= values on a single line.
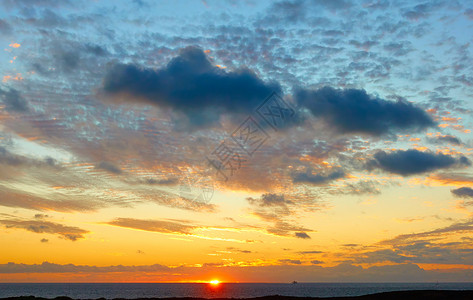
xmin=209 ymin=280 xmax=220 ymax=285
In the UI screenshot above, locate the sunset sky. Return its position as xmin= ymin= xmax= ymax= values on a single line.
xmin=1 ymin=0 xmax=473 ymax=283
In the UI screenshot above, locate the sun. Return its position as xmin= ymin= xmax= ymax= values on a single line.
xmin=209 ymin=279 xmax=220 ymax=285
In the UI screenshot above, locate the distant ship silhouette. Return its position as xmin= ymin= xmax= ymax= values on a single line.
xmin=291 ymin=281 xmax=298 ymax=284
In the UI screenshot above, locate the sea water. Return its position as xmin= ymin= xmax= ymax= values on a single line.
xmin=1 ymin=282 xmax=473 ymax=298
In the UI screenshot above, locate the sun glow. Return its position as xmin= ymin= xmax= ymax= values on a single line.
xmin=209 ymin=279 xmax=220 ymax=285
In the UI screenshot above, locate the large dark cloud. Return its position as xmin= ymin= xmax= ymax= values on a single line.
xmin=295 ymin=87 xmax=435 ymax=136
xmin=369 ymin=150 xmax=470 ymax=176
xmin=102 ymin=46 xmax=281 ymax=129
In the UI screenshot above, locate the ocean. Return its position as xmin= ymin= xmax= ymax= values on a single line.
xmin=1 ymin=283 xmax=473 ymax=299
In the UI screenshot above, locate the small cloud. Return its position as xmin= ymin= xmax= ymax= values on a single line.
xmin=330 ymin=180 xmax=381 ymax=195
xmin=0 ymin=219 xmax=89 ymax=241
xmin=247 ymin=193 xmax=292 ymax=207
xmin=451 ymin=187 xmax=473 ymax=198
xmin=279 ymin=259 xmax=302 ymax=265
xmin=0 ymin=19 xmax=12 ymax=35
xmin=9 ymin=43 xmax=20 ymax=48
xmin=310 ymin=260 xmax=324 ymax=264
xmin=298 ymin=250 xmax=323 ymax=254
xmin=44 ymin=157 xmax=58 ymax=167
xmin=429 ymin=134 xmax=462 ymax=145
xmin=342 ymin=244 xmax=359 ymax=247
xmin=295 ymin=232 xmax=311 ymax=239
xmin=34 ymin=214 xmax=50 ymax=219
xmin=106 ymin=217 xmax=196 ymax=235
xmin=0 ymin=86 xmax=28 ymax=112
xmin=96 ymin=161 xmax=122 ymax=174
xmin=227 ymin=247 xmax=252 ymax=254
xmin=292 ymin=169 xmax=345 ymax=185
xmin=145 ymin=177 xmax=178 ymax=185
xmin=40 ymin=238 xmax=49 ymax=243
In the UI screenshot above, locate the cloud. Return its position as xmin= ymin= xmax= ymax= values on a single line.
xmin=298 ymin=250 xmax=323 ymax=254
xmin=247 ymin=193 xmax=292 ymax=207
xmin=292 ymin=169 xmax=345 ymax=185
xmin=34 ymin=214 xmax=50 ymax=219
xmin=266 ymin=0 xmax=308 ymax=24
xmin=101 ymin=46 xmax=281 ymax=129
xmin=59 ymin=51 xmax=80 ymax=72
xmin=1 ymin=0 xmax=74 ymax=9
xmin=106 ymin=217 xmax=252 ymax=243
xmin=0 ymin=219 xmax=89 ymax=241
xmin=295 ymin=87 xmax=435 ymax=136
xmin=106 ymin=218 xmax=196 ymax=235
xmin=0 ymin=188 xmax=106 ymax=212
xmin=0 ymin=147 xmax=62 ymax=170
xmin=96 ymin=161 xmax=122 ymax=174
xmin=4 ymin=261 xmax=473 ymax=282
xmin=247 ymin=194 xmax=292 ymax=218
xmin=349 ymin=240 xmax=473 ymax=266
xmin=40 ymin=238 xmax=48 ymax=243
xmin=329 ymin=180 xmax=381 ymax=195
xmin=465 ymin=8 xmax=473 ymax=20
xmin=0 ymin=261 xmax=168 ymax=274
xmin=279 ymin=259 xmax=302 ymax=265
xmin=380 ymin=219 xmax=473 ymax=246
xmin=452 ymin=187 xmax=473 ymax=198
xmin=226 ymin=247 xmax=252 ymax=254
xmin=262 ymin=0 xmax=352 ymax=25
xmin=295 ymin=232 xmax=311 ymax=239
xmin=144 ymin=177 xmax=179 ymax=185
xmin=310 ymin=260 xmax=324 ymax=264
xmin=253 ymin=217 xmax=313 ymax=239
xmin=0 ymin=19 xmax=12 ymax=35
xmin=430 ymin=135 xmax=462 ymax=145
xmin=246 ymin=193 xmax=314 ymax=239
xmin=369 ymin=149 xmax=470 ymax=176
xmin=403 ymin=3 xmax=438 ymax=20
xmin=0 ymin=86 xmax=28 ymax=112
xmin=0 ymin=147 xmax=24 ymax=166
xmin=430 ymin=172 xmax=473 ymax=186
xmin=352 ymin=249 xmax=410 ymax=264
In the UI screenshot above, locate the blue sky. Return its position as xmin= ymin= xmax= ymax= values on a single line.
xmin=0 ymin=0 xmax=473 ymax=282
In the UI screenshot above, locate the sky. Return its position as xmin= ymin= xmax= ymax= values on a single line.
xmin=0 ymin=0 xmax=473 ymax=283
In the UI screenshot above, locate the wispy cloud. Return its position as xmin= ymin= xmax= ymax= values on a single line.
xmin=0 ymin=218 xmax=89 ymax=241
